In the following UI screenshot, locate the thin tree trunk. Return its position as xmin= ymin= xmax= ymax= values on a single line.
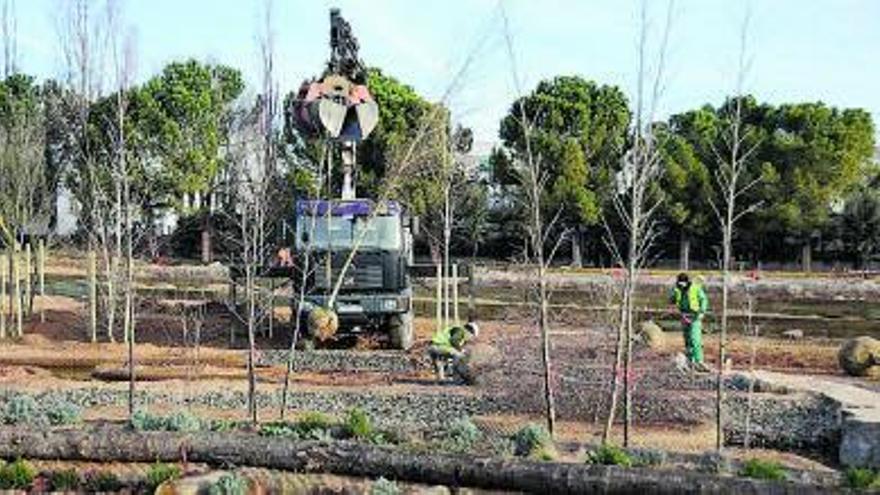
xmin=571 ymin=229 xmax=582 ymax=268
xmin=602 ymin=287 xmax=628 ymax=444
xmin=801 ymin=241 xmax=811 ymax=273
xmin=12 ymin=243 xmax=21 ymax=337
xmin=0 ymin=252 xmax=6 ymax=339
xmin=23 ymin=243 xmax=31 ymax=317
xmin=38 ymin=239 xmax=45 ymax=323
xmin=88 ymin=248 xmax=97 ymax=343
xmin=679 ymin=232 xmax=690 ymax=271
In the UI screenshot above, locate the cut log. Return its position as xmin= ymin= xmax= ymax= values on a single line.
xmin=0 ymin=424 xmax=830 ymax=494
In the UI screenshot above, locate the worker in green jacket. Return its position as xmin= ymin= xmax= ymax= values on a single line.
xmin=669 ymin=273 xmax=710 ymax=372
xmin=428 ymin=321 xmax=479 ymax=381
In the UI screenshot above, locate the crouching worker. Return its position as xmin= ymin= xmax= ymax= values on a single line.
xmin=669 ymin=273 xmax=711 ymax=373
xmin=428 ymin=321 xmax=479 ymax=382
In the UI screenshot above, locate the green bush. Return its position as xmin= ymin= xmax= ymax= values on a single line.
xmin=845 ymin=467 xmax=880 ymax=490
xmin=511 ymin=423 xmax=553 ymax=457
xmin=146 ymin=462 xmax=182 ymax=490
xmin=370 ymin=477 xmax=401 ymax=495
xmin=131 ymin=410 xmax=167 ymax=431
xmin=49 ymin=469 xmax=80 ymax=491
xmin=209 ymin=472 xmax=249 ymax=495
xmin=167 ymin=410 xmax=202 ymax=432
xmin=45 ymin=399 xmax=83 ymax=426
xmin=297 ymin=411 xmax=334 ymax=432
xmin=585 ymin=444 xmax=633 ymax=467
xmin=0 ymin=458 xmax=36 ymax=489
xmin=443 ymin=418 xmax=482 ymax=452
xmin=3 ymin=395 xmax=41 ymax=425
xmin=739 ymin=458 xmax=786 ymax=481
xmin=345 ymin=408 xmax=373 ymax=440
xmin=82 ymin=471 xmax=122 ymax=492
xmin=259 ymin=421 xmax=300 ymax=438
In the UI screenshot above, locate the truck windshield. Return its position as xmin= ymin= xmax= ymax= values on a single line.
xmin=296 ymin=215 xmax=401 ymax=250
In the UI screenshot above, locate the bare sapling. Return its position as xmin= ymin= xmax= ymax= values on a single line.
xmin=709 ymin=10 xmax=762 ymax=452
xmin=600 ymin=0 xmax=674 ymax=447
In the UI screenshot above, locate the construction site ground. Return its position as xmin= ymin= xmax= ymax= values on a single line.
xmin=0 ymin=254 xmax=878 ymax=490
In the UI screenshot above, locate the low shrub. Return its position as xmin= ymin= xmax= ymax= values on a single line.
xmin=45 ymin=399 xmax=83 ymax=426
xmin=146 ymin=462 xmax=182 ymax=490
xmin=131 ymin=410 xmax=167 ymax=431
xmin=845 ymin=467 xmax=880 ymax=490
xmin=259 ymin=421 xmax=299 ymax=438
xmin=0 ymin=458 xmax=36 ymax=489
xmin=82 ymin=471 xmax=122 ymax=492
xmin=209 ymin=472 xmax=249 ymax=495
xmin=49 ymin=469 xmax=80 ymax=491
xmin=443 ymin=418 xmax=482 ymax=452
xmin=345 ymin=408 xmax=373 ymax=440
xmin=166 ymin=410 xmax=202 ymax=432
xmin=131 ymin=409 xmax=203 ymax=432
xmin=739 ymin=458 xmax=786 ymax=481
xmin=511 ymin=423 xmax=553 ymax=458
xmin=297 ymin=411 xmax=334 ymax=432
xmin=370 ymin=477 xmax=401 ymax=495
xmin=631 ymin=448 xmax=667 ymax=467
xmin=585 ymin=444 xmax=633 ymax=468
xmin=3 ymin=395 xmax=42 ymax=425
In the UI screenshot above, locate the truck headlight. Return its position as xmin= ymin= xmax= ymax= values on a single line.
xmin=383 ymin=299 xmax=397 ymax=311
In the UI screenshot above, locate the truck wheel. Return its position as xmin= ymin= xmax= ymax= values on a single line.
xmin=389 ymin=312 xmax=414 ymax=351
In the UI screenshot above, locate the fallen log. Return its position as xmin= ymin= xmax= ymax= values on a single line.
xmin=0 ymin=424 xmax=830 ymax=494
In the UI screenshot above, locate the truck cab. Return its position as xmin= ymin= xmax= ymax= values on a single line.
xmin=292 ymin=199 xmax=415 ymax=349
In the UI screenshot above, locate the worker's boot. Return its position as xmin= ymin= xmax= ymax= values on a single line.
xmin=693 ymin=361 xmax=712 ymax=373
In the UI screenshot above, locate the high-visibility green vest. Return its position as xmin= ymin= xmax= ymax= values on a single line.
xmin=431 ymin=326 xmax=468 ymax=350
xmin=672 ymin=284 xmax=706 ymax=314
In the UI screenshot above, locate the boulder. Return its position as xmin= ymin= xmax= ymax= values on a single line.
xmin=838 ymin=336 xmax=880 ymax=377
xmin=639 ymin=320 xmax=666 ymax=349
xmin=308 ymin=307 xmax=339 ymax=341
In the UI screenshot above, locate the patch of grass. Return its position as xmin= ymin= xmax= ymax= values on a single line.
xmin=209 ymin=472 xmax=249 ymax=495
xmin=511 ymin=423 xmax=553 ymax=458
xmin=585 ymin=444 xmax=633 ymax=468
xmin=49 ymin=469 xmax=80 ymax=491
xmin=166 ymin=410 xmax=203 ymax=432
xmin=739 ymin=458 xmax=786 ymax=481
xmin=345 ymin=408 xmax=373 ymax=440
xmin=146 ymin=462 xmax=182 ymax=490
xmin=82 ymin=471 xmax=122 ymax=492
xmin=370 ymin=477 xmax=401 ymax=495
xmin=0 ymin=458 xmax=36 ymax=489
xmin=845 ymin=467 xmax=880 ymax=490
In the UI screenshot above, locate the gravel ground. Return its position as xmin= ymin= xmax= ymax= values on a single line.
xmin=257 ymin=349 xmax=425 ymax=373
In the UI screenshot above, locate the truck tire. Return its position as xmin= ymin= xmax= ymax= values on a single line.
xmin=389 ymin=312 xmax=414 ymax=351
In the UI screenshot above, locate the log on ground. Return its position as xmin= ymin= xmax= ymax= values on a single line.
xmin=0 ymin=425 xmax=830 ymax=495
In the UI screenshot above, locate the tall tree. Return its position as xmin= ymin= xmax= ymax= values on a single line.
xmin=498 ymin=76 xmax=630 ymax=266
xmin=137 ymin=59 xmax=244 ymax=261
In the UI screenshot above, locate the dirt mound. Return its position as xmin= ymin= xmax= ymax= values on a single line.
xmin=838 ymin=336 xmax=880 ymax=377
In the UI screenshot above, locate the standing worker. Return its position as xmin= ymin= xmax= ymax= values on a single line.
xmin=669 ymin=273 xmax=710 ymax=372
xmin=428 ymin=321 xmax=479 ymax=382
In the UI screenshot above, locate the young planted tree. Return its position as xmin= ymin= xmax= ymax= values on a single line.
xmin=602 ymin=0 xmax=674 ymax=447
xmin=708 ymin=13 xmax=763 ymax=452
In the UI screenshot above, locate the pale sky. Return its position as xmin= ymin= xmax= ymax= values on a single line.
xmin=14 ymin=0 xmax=880 ymax=144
